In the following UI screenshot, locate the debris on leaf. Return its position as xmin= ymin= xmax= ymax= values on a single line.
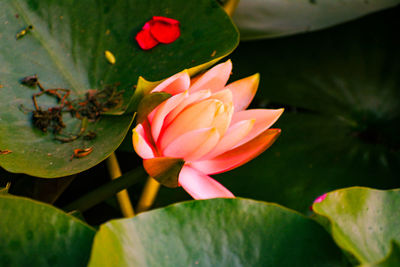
xmin=0 ymin=150 xmax=12 ymax=155
xmin=16 ymin=25 xmax=33 ymax=39
xmin=20 ymin=75 xmax=38 ymax=87
xmin=72 ymin=84 xmax=123 ymax=121
xmin=211 ymin=50 xmax=216 ymax=57
xmin=104 ymin=50 xmax=116 ymax=65
xmin=84 ymin=131 xmax=97 ymax=140
xmin=32 ymin=107 xmax=65 ymax=133
xmin=70 ymin=147 xmax=93 ymax=160
xmin=20 ymin=75 xmax=123 ymax=143
xmin=32 ymin=87 xmax=71 ymax=110
xmin=54 ymin=117 xmax=88 ymax=143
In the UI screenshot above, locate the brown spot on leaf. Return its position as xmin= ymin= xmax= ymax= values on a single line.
xmin=0 ymin=150 xmax=12 ymax=155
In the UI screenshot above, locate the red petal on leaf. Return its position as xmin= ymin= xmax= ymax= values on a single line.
xmin=136 ymin=16 xmax=180 ymax=50
xmin=149 ymin=17 xmax=180 ymax=44
xmin=136 ymin=24 xmax=159 ymax=50
xmin=142 ymin=21 xmax=152 ymax=30
xmin=152 ymin=16 xmax=179 ymax=25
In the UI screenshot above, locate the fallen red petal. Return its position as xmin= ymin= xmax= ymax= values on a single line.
xmin=136 ymin=27 xmax=159 ymax=50
xmin=152 ymin=16 xmax=179 ymax=25
xmin=149 ymin=19 xmax=180 ymax=44
xmin=136 ymin=16 xmax=180 ymax=50
xmin=142 ymin=21 xmax=152 ymax=30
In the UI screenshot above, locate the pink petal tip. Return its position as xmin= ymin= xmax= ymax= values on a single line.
xmin=178 ymin=166 xmax=234 ymax=200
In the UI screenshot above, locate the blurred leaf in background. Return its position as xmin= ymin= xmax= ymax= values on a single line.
xmin=233 ymin=0 xmax=400 ymax=40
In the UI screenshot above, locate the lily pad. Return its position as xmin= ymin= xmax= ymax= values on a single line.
xmin=313 ymin=187 xmax=400 ymax=265
xmin=89 ymin=198 xmax=345 ymax=266
xmin=0 ymin=194 xmax=95 ymax=266
xmin=363 ymin=242 xmax=400 ymax=267
xmin=233 ymin=0 xmax=400 ymax=40
xmin=0 ymin=0 xmax=239 ymax=178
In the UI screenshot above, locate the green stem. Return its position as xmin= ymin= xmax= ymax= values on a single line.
xmin=63 ymin=166 xmax=146 ymax=213
xmin=106 ymin=152 xmax=135 ymax=217
xmin=136 ymin=177 xmax=160 ymax=213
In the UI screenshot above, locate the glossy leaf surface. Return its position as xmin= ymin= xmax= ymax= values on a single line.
xmin=0 ymin=195 xmax=95 ymax=266
xmin=313 ymin=187 xmax=400 ymax=265
xmin=89 ymin=198 xmax=345 ymax=266
xmin=363 ymin=242 xmax=400 ymax=267
xmin=233 ymin=0 xmax=400 ymax=39
xmin=0 ymin=0 xmax=238 ymax=177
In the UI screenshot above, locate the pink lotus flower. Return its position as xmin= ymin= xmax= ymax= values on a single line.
xmin=132 ymin=60 xmax=283 ymax=199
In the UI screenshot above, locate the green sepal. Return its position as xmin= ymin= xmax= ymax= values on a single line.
xmin=143 ymin=157 xmax=185 ymax=188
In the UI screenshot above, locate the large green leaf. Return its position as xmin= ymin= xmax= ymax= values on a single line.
xmin=89 ymin=198 xmax=346 ymax=266
xmin=153 ymin=7 xmax=400 ymax=213
xmin=233 ymin=0 xmax=400 ymax=40
xmin=0 ymin=0 xmax=239 ymax=178
xmin=312 ymin=187 xmax=400 ymax=265
xmin=363 ymin=242 xmax=400 ymax=267
xmin=0 ymin=194 xmax=95 ymax=266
